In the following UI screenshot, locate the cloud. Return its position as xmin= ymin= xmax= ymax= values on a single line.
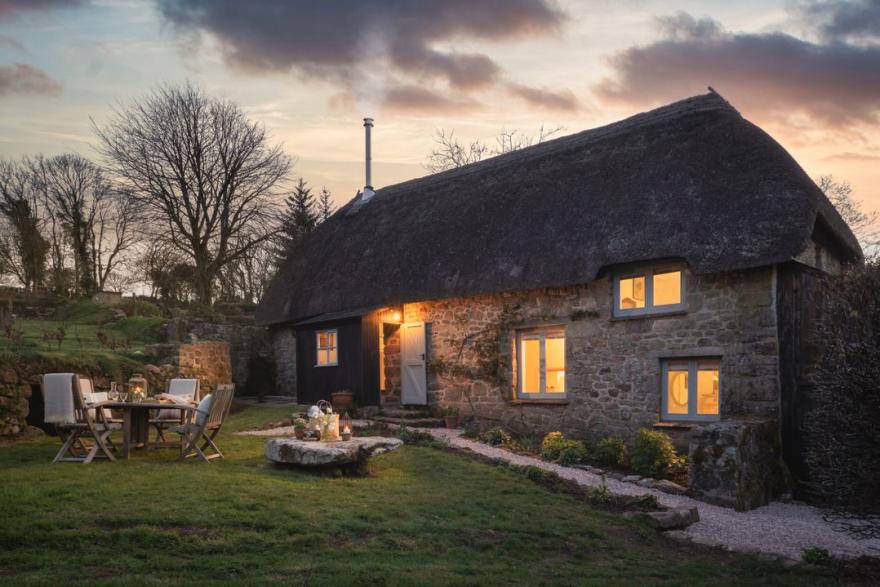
xmin=155 ymin=0 xmax=569 ymax=113
xmin=796 ymin=0 xmax=880 ymax=42
xmin=595 ymin=11 xmax=880 ymax=127
xmin=0 ymin=0 xmax=85 ymax=21
xmin=384 ymin=85 xmax=482 ymax=114
xmin=0 ymin=34 xmax=25 ymax=52
xmin=822 ymin=151 xmax=880 ymax=162
xmin=506 ymin=82 xmax=579 ymax=111
xmin=0 ymin=63 xmax=62 ymax=96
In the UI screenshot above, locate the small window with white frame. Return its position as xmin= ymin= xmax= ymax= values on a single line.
xmin=614 ymin=264 xmax=685 ymax=317
xmin=517 ymin=326 xmax=566 ymax=399
xmin=316 ymin=329 xmax=338 ymax=366
xmin=661 ymin=358 xmax=720 ymax=421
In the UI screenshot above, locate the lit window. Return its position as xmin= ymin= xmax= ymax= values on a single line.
xmin=517 ymin=327 xmax=566 ymax=398
xmin=614 ymin=266 xmax=684 ymax=317
xmin=661 ymin=358 xmax=720 ymax=421
xmin=316 ymin=329 xmax=338 ymax=366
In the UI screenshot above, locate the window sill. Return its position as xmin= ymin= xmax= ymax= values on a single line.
xmin=509 ymin=398 xmax=569 ymax=406
xmin=653 ymin=421 xmax=697 ymax=430
xmin=611 ymin=310 xmax=687 ymax=322
xmin=314 ymin=364 xmax=339 ymax=368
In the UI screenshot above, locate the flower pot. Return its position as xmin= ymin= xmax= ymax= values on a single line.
xmin=295 ymin=429 xmax=305 ymax=440
xmin=444 ymin=416 xmax=459 ymax=428
xmin=331 ymin=391 xmax=354 ymax=409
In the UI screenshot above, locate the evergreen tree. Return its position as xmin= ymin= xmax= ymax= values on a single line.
xmin=318 ymin=186 xmax=335 ymax=222
xmin=276 ymin=177 xmax=317 ymax=265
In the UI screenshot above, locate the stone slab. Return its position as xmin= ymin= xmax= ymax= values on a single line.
xmin=265 ymin=436 xmax=403 ymax=474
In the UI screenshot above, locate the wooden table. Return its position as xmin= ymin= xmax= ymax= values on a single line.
xmin=95 ymin=400 xmax=195 ymax=459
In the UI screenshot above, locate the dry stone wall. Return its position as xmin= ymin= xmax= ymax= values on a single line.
xmin=177 ymin=342 xmax=232 ymax=391
xmin=401 ymin=266 xmax=780 ymax=443
xmin=270 ymin=327 xmax=297 ymax=398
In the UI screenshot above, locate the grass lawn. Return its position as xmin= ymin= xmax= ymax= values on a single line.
xmin=0 ymin=300 xmax=166 ymax=375
xmin=0 ymin=405 xmax=848 ymax=586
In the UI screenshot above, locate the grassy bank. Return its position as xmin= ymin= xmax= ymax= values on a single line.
xmin=0 ymin=405 xmax=852 ymax=585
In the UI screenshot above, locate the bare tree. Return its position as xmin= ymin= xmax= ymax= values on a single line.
xmin=89 ymin=188 xmax=141 ymax=291
xmin=32 ymin=154 xmax=113 ymax=295
xmin=817 ymin=175 xmax=880 ymax=258
xmin=94 ymin=83 xmax=291 ymax=305
xmin=0 ymin=159 xmax=49 ymax=292
xmin=425 ymin=125 xmax=564 ymax=173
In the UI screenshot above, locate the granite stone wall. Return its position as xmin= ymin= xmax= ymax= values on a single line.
xmin=689 ymin=419 xmax=788 ymax=510
xmin=270 ymin=327 xmax=297 ymax=398
xmin=381 ymin=323 xmax=401 ymax=405
xmin=401 ymin=266 xmax=780 ymax=442
xmin=177 ymin=341 xmax=232 ymax=391
xmin=0 ymin=380 xmax=30 ymax=436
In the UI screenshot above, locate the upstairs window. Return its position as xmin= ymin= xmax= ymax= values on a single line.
xmin=316 ymin=329 xmax=338 ymax=366
xmin=517 ymin=327 xmax=566 ymax=399
xmin=661 ymin=358 xmax=720 ymax=421
xmin=614 ymin=265 xmax=684 ymax=317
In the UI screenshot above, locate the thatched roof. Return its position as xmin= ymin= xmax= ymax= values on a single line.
xmin=258 ymin=91 xmax=861 ymax=326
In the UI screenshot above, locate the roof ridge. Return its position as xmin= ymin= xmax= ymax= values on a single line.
xmin=357 ymin=91 xmax=737 ymax=204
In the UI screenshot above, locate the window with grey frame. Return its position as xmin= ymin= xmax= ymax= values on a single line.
xmin=517 ymin=326 xmax=566 ymax=399
xmin=660 ymin=358 xmax=720 ymax=422
xmin=315 ymin=329 xmax=338 ymax=367
xmin=613 ymin=265 xmax=685 ymax=317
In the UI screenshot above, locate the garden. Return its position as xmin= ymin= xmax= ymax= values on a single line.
xmin=0 ymin=403 xmax=874 ymax=586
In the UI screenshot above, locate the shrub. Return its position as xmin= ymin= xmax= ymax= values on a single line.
xmin=541 ymin=431 xmax=588 ymax=465
xmin=631 ymin=428 xmax=677 ymax=479
xmin=119 ymin=299 xmax=165 ymax=318
xmin=557 ymin=442 xmax=588 ymax=465
xmin=801 ymin=547 xmax=831 ymax=565
xmin=594 ymin=435 xmax=629 ymax=467
xmin=461 ymin=419 xmax=481 ymax=439
xmin=482 ymin=426 xmax=512 ymax=447
xmin=804 ymin=262 xmax=880 ymax=535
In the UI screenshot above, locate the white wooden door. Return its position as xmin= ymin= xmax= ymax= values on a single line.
xmin=401 ymin=322 xmax=427 ymax=405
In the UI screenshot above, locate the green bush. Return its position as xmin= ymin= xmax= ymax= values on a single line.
xmin=482 ymin=426 xmax=512 ymax=447
xmin=119 ymin=299 xmax=165 ymax=318
xmin=631 ymin=428 xmax=677 ymax=478
xmin=801 ymin=547 xmax=831 ymax=565
xmin=541 ymin=431 xmax=588 ymax=465
xmin=594 ymin=435 xmax=629 ymax=467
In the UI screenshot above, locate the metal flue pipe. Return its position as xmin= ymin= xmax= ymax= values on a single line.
xmin=363 ymin=117 xmax=374 ymax=190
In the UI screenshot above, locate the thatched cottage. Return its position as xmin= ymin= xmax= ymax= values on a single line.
xmin=257 ymin=92 xmax=861 ymax=493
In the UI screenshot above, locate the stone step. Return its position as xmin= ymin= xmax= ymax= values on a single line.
xmin=380 ymin=407 xmax=434 ymax=419
xmin=371 ymin=416 xmax=445 ymax=428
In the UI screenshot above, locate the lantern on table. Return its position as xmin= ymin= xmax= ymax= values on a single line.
xmin=128 ymin=373 xmax=148 ymax=402
xmin=341 ymin=413 xmax=352 ymax=441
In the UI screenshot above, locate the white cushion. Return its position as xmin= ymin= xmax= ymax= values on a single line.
xmin=43 ymin=373 xmax=76 ymax=425
xmin=157 ymin=379 xmax=198 ymax=420
xmin=194 ymin=394 xmax=213 ymax=427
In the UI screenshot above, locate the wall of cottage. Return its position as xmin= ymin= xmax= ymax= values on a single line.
xmin=271 ymin=327 xmax=297 ymax=398
xmin=398 ymin=266 xmax=780 ymax=443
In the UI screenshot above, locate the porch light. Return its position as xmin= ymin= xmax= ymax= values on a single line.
xmin=393 ymin=311 xmax=402 ymax=322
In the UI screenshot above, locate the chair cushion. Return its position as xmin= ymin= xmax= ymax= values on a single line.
xmin=194 ymin=394 xmax=213 ymax=427
xmin=83 ymin=391 xmax=114 ymax=421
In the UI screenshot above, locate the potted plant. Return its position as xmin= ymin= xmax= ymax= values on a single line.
xmin=293 ymin=418 xmax=307 ymax=440
xmin=331 ymin=389 xmax=354 ymax=409
xmin=442 ymin=406 xmax=460 ymax=428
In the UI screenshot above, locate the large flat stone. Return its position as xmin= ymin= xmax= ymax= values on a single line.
xmin=265 ymin=436 xmax=403 ymax=474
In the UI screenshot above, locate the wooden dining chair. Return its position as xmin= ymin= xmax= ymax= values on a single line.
xmin=42 ymin=373 xmax=119 ymax=464
xmin=151 ymin=378 xmax=200 ymax=444
xmin=174 ymin=384 xmax=235 ymax=462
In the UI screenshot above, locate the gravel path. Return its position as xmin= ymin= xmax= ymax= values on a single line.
xmin=424 ymin=428 xmax=880 ymax=561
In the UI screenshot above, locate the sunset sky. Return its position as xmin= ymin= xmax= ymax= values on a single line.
xmin=1 ymin=0 xmax=878 ymax=212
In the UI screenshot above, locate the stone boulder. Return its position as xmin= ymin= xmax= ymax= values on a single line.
xmin=624 ymin=507 xmax=700 ymax=531
xmin=265 ymin=437 xmax=403 ymax=475
xmin=688 ymin=419 xmax=788 ymax=511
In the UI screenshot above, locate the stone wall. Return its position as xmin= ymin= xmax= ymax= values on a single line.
xmin=689 ymin=419 xmax=788 ymax=510
xmin=381 ymin=323 xmax=401 ymax=405
xmin=163 ymin=319 xmax=271 ymax=390
xmin=401 ymin=266 xmax=780 ymax=442
xmin=270 ymin=327 xmax=297 ymax=398
xmin=177 ymin=342 xmax=232 ymax=391
xmin=0 ymin=380 xmax=30 ymax=436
